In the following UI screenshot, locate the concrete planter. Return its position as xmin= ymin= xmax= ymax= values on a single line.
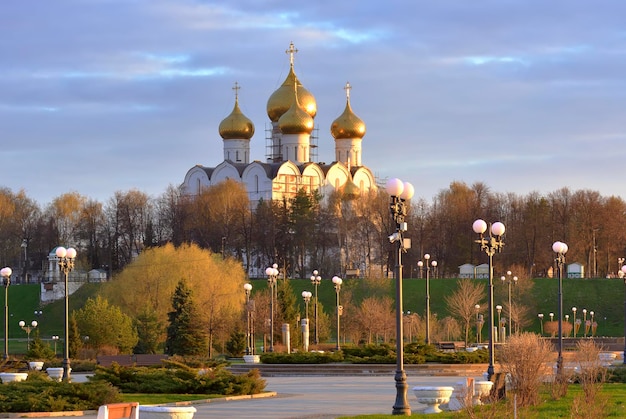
xmin=243 ymin=355 xmax=260 ymax=364
xmin=473 ymin=380 xmax=493 ymax=405
xmin=0 ymin=372 xmax=28 ymax=383
xmin=413 ymin=386 xmax=454 ymax=414
xmin=29 ymin=361 xmax=44 ymax=371
xmin=139 ymin=406 xmax=196 ymax=419
xmin=46 ymin=367 xmax=64 ymax=382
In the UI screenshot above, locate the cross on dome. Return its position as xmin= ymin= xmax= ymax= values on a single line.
xmin=232 ymin=81 xmax=240 ymax=100
xmin=286 ymin=41 xmax=298 ymax=66
xmin=344 ymin=82 xmax=352 ymax=100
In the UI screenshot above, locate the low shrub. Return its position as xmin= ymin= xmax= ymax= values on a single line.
xmin=260 ymin=351 xmax=343 ymax=364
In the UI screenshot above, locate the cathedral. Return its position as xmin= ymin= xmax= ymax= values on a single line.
xmin=182 ymin=42 xmax=377 ymax=204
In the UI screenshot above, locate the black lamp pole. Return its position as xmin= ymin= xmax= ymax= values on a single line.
xmin=56 ymin=246 xmax=77 ymax=381
xmin=0 ymin=267 xmax=11 ymax=360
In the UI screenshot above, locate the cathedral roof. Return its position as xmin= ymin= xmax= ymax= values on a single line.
xmin=331 ymin=82 xmax=366 ymax=139
xmin=278 ymin=84 xmax=314 ymax=135
xmin=219 ymin=84 xmax=255 ymax=140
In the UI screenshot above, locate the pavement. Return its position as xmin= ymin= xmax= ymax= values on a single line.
xmin=23 ymin=373 xmax=479 ymax=419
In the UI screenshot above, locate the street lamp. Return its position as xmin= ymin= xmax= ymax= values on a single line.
xmin=553 ymin=240 xmax=568 ymax=378
xmin=501 ymin=271 xmax=518 ymax=337
xmin=538 ymin=313 xmax=544 ymax=335
xmin=52 ymin=335 xmax=59 ymax=355
xmin=474 ymin=304 xmax=481 ymax=343
xmin=56 ymin=245 xmax=77 ymax=381
xmin=0 ymin=267 xmax=11 ymax=360
xmin=18 ymin=320 xmax=37 ymax=349
xmin=386 ymin=177 xmax=414 ymax=415
xmin=472 ymin=219 xmax=505 ymax=381
xmin=243 ymin=283 xmax=253 ymax=356
xmin=332 ymin=276 xmax=342 ymax=351
xmin=582 ymin=309 xmax=588 ymax=338
xmin=265 ymin=263 xmax=279 ymax=353
xmin=549 ymin=312 xmax=554 ymax=322
xmin=590 ymin=311 xmax=595 ymax=336
xmin=495 ymin=305 xmax=503 ymax=342
xmin=572 ymin=307 xmax=577 ymax=337
xmin=301 ymin=291 xmax=312 ymax=352
xmin=423 ymin=254 xmax=437 ymax=345
xmin=310 ymin=270 xmax=322 ymax=345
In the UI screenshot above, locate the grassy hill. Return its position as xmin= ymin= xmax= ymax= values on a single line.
xmin=2 ymin=277 xmax=623 ymax=347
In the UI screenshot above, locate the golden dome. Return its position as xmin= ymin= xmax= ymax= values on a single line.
xmin=278 ymin=87 xmax=314 ymax=135
xmin=267 ymin=51 xmax=317 ymax=121
xmin=219 ymin=98 xmax=255 ymax=140
xmin=340 ymin=180 xmax=361 ymax=200
xmin=331 ymin=83 xmax=366 ymax=139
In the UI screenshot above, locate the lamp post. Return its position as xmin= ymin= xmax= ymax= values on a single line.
xmin=472 ymin=218 xmax=506 ymax=381
xmin=265 ymin=263 xmax=279 ymax=353
xmin=538 ymin=313 xmax=544 ymax=335
xmin=56 ymin=246 xmax=77 ymax=381
xmin=424 ymin=254 xmax=437 ymax=345
xmin=572 ymin=307 xmax=577 ymax=337
xmin=475 ymin=304 xmax=481 ymax=343
xmin=553 ymin=240 xmax=568 ymax=378
xmin=549 ymin=312 xmax=554 ymax=322
xmin=582 ymin=309 xmax=588 ymax=338
xmin=590 ymin=311 xmax=595 ymax=336
xmin=495 ymin=305 xmax=502 ymax=343
xmin=0 ymin=267 xmax=11 ymax=360
xmin=301 ymin=291 xmax=312 ymax=352
xmin=332 ymin=276 xmax=342 ymax=351
xmin=18 ymin=320 xmax=37 ymax=349
xmin=386 ymin=177 xmax=414 ymax=415
xmin=310 ymin=270 xmax=321 ymax=345
xmin=52 ymin=335 xmax=59 ymax=355
xmin=244 ymin=283 xmax=253 ymax=355
xmin=501 ymin=271 xmax=518 ymax=337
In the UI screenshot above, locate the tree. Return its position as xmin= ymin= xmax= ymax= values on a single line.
xmin=165 ymin=279 xmax=207 ymax=356
xmin=74 ymin=295 xmax=138 ymax=354
xmin=445 ymin=278 xmax=486 ymax=345
xmin=68 ymin=313 xmax=83 ymax=359
xmin=134 ymin=308 xmax=163 ymax=354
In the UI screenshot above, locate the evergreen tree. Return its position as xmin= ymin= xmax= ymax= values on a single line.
xmin=134 ymin=308 xmax=163 ymax=354
xmin=277 ymin=279 xmax=300 ymax=347
xmin=165 ymin=279 xmax=208 ymax=356
xmin=24 ymin=330 xmax=56 ymax=361
xmin=225 ymin=329 xmax=246 ymax=357
xmin=68 ymin=313 xmax=83 ymax=359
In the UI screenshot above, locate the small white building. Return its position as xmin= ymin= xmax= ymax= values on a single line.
xmin=567 ymin=262 xmax=584 ymax=278
xmin=458 ymin=263 xmax=489 ymax=278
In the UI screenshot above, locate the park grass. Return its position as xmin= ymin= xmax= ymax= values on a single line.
xmin=339 ymin=383 xmax=626 ymax=418
xmin=120 ymin=393 xmax=222 ymax=404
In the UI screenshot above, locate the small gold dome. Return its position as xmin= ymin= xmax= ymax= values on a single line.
xmin=267 ymin=66 xmax=317 ymax=122
xmin=331 ymin=99 xmax=366 ymax=139
xmin=340 ymin=180 xmax=361 ymax=200
xmin=278 ymin=89 xmax=314 ymax=135
xmin=219 ymin=99 xmax=255 ymax=140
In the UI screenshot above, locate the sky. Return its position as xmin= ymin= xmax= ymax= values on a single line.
xmin=2 ymin=0 xmax=626 ymax=207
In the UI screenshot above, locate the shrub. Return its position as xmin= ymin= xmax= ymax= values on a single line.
xmin=570 ymin=340 xmax=608 ymax=417
xmin=498 ymin=332 xmax=553 ymax=407
xmin=259 ymin=351 xmax=343 ymax=364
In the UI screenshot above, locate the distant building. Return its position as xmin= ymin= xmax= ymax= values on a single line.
xmin=459 ymin=263 xmax=489 ymax=279
xmin=182 ymin=42 xmax=377 ymax=205
xmin=568 ymin=262 xmax=584 ymax=278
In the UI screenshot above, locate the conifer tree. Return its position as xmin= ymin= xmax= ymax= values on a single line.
xmin=134 ymin=308 xmax=163 ymax=354
xmin=165 ymin=279 xmax=208 ymax=356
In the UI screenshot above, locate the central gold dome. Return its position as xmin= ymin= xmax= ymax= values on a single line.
xmin=267 ymin=66 xmax=317 ymax=122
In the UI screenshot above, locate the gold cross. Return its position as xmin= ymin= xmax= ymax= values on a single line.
xmin=286 ymin=41 xmax=298 ymax=66
xmin=232 ymin=81 xmax=240 ymax=100
xmin=344 ymin=81 xmax=352 ymax=100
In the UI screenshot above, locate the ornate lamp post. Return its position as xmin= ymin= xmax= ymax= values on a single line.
xmin=244 ymin=283 xmax=253 ymax=355
xmin=472 ymin=218 xmax=505 ymax=381
xmin=386 ymin=177 xmax=414 ymax=415
xmin=310 ymin=270 xmax=321 ymax=345
xmin=0 ymin=267 xmax=11 ymax=360
xmin=18 ymin=320 xmax=37 ymax=349
xmin=501 ymin=271 xmax=518 ymax=337
xmin=265 ymin=263 xmax=279 ymax=353
xmin=301 ymin=291 xmax=312 ymax=352
xmin=553 ymin=240 xmax=568 ymax=377
xmin=538 ymin=313 xmax=544 ymax=335
xmin=56 ymin=246 xmax=76 ymax=381
xmin=332 ymin=276 xmax=342 ymax=351
xmin=572 ymin=307 xmax=577 ymax=337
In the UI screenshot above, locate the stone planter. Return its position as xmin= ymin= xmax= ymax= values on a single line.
xmin=412 ymin=386 xmax=454 ymax=414
xmin=46 ymin=367 xmax=64 ymax=382
xmin=138 ymin=406 xmax=196 ymax=419
xmin=0 ymin=372 xmax=28 ymax=383
xmin=599 ymin=352 xmax=617 ymax=366
xmin=29 ymin=361 xmax=44 ymax=371
xmin=473 ymin=380 xmax=494 ymax=405
xmin=243 ymin=354 xmax=260 ymax=364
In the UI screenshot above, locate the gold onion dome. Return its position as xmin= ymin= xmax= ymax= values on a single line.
xmin=331 ymin=83 xmax=366 ymax=139
xmin=267 ymin=67 xmax=317 ymax=122
xmin=219 ymin=98 xmax=255 ymax=140
xmin=278 ymin=89 xmax=314 ymax=135
xmin=341 ymin=180 xmax=361 ymax=200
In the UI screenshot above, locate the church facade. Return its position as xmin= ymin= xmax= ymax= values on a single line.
xmin=182 ymin=42 xmax=377 ymax=205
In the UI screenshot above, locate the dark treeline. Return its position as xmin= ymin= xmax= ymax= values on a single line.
xmin=1 ymin=179 xmax=625 ymax=281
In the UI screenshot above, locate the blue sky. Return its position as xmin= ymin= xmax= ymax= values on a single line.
xmin=2 ymin=0 xmax=626 ymax=205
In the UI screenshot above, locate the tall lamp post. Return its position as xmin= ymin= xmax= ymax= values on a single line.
xmin=310 ymin=270 xmax=321 ymax=345
xmin=265 ymin=263 xmax=279 ymax=353
xmin=572 ymin=307 xmax=577 ymax=337
xmin=18 ymin=320 xmax=37 ymax=349
xmin=553 ymin=240 xmax=568 ymax=377
xmin=538 ymin=313 xmax=544 ymax=335
xmin=423 ymin=254 xmax=437 ymax=345
xmin=472 ymin=219 xmax=506 ymax=381
xmin=501 ymin=271 xmax=518 ymax=337
xmin=386 ymin=177 xmax=414 ymax=415
xmin=495 ymin=305 xmax=503 ymax=342
xmin=56 ymin=246 xmax=77 ymax=381
xmin=621 ymin=264 xmax=626 ymax=363
xmin=244 ymin=283 xmax=253 ymax=355
xmin=0 ymin=267 xmax=11 ymax=360
xmin=474 ymin=304 xmax=481 ymax=343
xmin=301 ymin=291 xmax=312 ymax=352
xmin=332 ymin=276 xmax=342 ymax=351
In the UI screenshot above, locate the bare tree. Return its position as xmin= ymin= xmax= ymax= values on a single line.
xmin=445 ymin=278 xmax=486 ymax=345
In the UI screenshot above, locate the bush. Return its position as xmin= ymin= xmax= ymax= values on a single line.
xmin=260 ymin=351 xmax=343 ymax=364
